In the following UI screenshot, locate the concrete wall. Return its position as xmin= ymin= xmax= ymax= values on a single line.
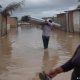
xmin=57 ymin=10 xmax=80 ymax=33
xmin=68 ymin=12 xmax=74 ymax=32
xmin=73 ymin=11 xmax=80 ymax=32
xmin=57 ymin=13 xmax=67 ymax=31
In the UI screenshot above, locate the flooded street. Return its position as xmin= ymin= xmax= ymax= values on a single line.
xmin=0 ymin=26 xmax=80 ymax=80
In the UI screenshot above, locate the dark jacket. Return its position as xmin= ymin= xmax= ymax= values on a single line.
xmin=61 ymin=45 xmax=80 ymax=80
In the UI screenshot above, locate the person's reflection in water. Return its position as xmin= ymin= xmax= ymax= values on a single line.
xmin=0 ymin=37 xmax=12 ymax=75
xmin=42 ymin=50 xmax=58 ymax=74
xmin=42 ymin=50 xmax=50 ymax=73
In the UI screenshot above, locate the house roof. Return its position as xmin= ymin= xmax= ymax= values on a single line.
xmin=65 ymin=8 xmax=80 ymax=12
xmin=65 ymin=5 xmax=80 ymax=12
xmin=57 ymin=12 xmax=66 ymax=15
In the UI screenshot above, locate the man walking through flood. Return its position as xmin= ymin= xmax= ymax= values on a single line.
xmin=41 ymin=19 xmax=53 ymax=50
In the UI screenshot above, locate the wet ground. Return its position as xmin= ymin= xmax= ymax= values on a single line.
xmin=0 ymin=26 xmax=80 ymax=80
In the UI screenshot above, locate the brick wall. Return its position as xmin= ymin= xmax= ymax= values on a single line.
xmin=7 ymin=17 xmax=17 ymax=28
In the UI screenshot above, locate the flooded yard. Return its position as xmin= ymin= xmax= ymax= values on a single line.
xmin=0 ymin=26 xmax=80 ymax=80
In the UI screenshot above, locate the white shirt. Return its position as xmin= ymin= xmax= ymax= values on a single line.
xmin=42 ymin=22 xmax=53 ymax=37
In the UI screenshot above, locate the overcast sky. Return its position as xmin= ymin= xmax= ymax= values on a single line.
xmin=0 ymin=0 xmax=79 ymax=19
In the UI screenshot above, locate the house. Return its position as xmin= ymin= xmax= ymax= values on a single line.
xmin=57 ymin=12 xmax=67 ymax=31
xmin=7 ymin=17 xmax=18 ymax=28
xmin=57 ymin=5 xmax=80 ymax=33
xmin=0 ymin=9 xmax=7 ymax=37
xmin=0 ymin=2 xmax=22 ymax=38
xmin=0 ymin=5 xmax=6 ymax=37
xmin=66 ymin=7 xmax=80 ymax=33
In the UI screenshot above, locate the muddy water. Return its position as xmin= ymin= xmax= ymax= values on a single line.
xmin=0 ymin=26 xmax=80 ymax=80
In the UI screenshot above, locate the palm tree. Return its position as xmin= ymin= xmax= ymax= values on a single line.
xmin=1 ymin=1 xmax=23 ymax=35
xmin=2 ymin=1 xmax=23 ymax=16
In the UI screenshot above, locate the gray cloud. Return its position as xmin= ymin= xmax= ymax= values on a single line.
xmin=24 ymin=0 xmax=77 ymax=9
xmin=0 ymin=0 xmax=79 ymax=19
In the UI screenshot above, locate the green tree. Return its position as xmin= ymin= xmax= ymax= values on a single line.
xmin=21 ymin=16 xmax=30 ymax=22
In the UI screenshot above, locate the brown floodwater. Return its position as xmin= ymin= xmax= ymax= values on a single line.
xmin=0 ymin=26 xmax=80 ymax=80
